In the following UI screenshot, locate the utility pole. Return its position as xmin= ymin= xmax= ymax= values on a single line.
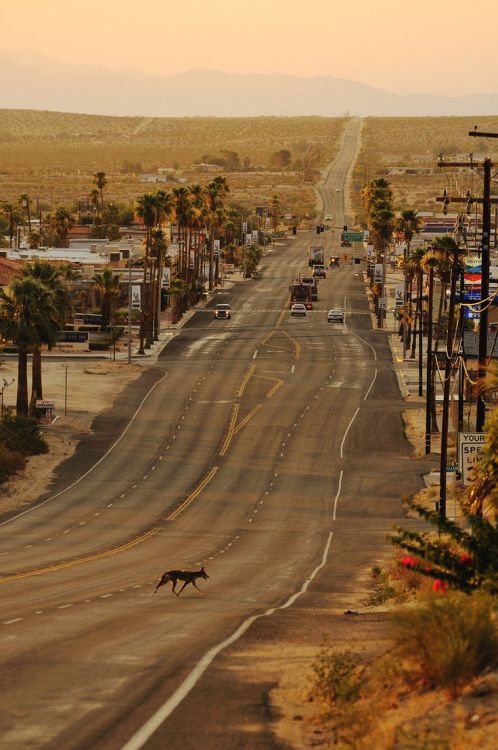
xmin=439 ymin=240 xmax=461 ymax=521
xmin=477 ymin=158 xmax=491 ymax=430
xmin=425 ymin=265 xmax=434 ymax=454
xmin=468 ymin=129 xmax=498 ymax=428
xmin=437 ymin=154 xmax=498 ymax=433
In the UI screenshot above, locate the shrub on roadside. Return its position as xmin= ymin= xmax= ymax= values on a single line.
xmin=366 ymin=565 xmax=396 ymax=605
xmin=312 ymin=649 xmax=364 ymax=709
xmin=392 ymin=592 xmax=498 ymax=698
xmin=0 ymin=412 xmax=48 ymax=455
xmin=391 ymin=497 xmax=498 ymax=594
xmin=0 ymin=444 xmax=26 ymax=483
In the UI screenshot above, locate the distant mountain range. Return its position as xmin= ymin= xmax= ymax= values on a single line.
xmin=1 ymin=50 xmax=497 ymax=117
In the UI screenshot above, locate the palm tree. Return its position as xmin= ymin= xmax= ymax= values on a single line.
xmin=93 ymin=268 xmax=121 ymax=327
xmin=1 ymin=202 xmax=21 ymax=248
xmin=53 ymin=207 xmax=73 ymax=247
xmin=0 ymin=276 xmax=58 ymax=417
xmin=407 ymin=246 xmax=426 ymax=359
xmin=136 ymin=193 xmax=157 ymax=352
xmin=27 ymin=229 xmax=41 ymax=249
xmin=395 ymin=209 xmax=423 ymax=353
xmin=90 ymin=189 xmax=100 ymax=225
xmin=169 ymin=278 xmax=188 ymax=324
xmin=173 ymin=187 xmax=192 ymax=279
xmin=19 ymin=260 xmax=73 ymax=406
xmin=93 ymin=171 xmax=107 ymax=210
xmin=204 ymin=178 xmax=229 ymax=290
xmin=150 ymin=229 xmax=167 ymax=339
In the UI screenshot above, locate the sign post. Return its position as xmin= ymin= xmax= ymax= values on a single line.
xmin=458 ymin=432 xmax=486 ymax=486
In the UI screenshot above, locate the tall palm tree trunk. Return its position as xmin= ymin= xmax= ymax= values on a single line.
xmin=16 ymin=347 xmax=29 ymax=417
xmin=410 ymin=269 xmax=422 ymax=359
xmin=31 ymin=347 xmax=43 ymax=403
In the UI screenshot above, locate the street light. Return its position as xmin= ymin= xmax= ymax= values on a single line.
xmin=1 ymin=378 xmax=15 ymax=416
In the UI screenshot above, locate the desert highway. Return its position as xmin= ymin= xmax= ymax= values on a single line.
xmin=0 ymin=119 xmax=424 ymax=749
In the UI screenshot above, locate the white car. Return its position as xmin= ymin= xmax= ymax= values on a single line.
xmin=324 ymin=214 xmax=332 ymax=221
xmin=290 ymin=303 xmax=307 ymax=316
xmin=213 ymin=303 xmax=231 ymax=319
xmin=327 ymin=308 xmax=344 ymax=323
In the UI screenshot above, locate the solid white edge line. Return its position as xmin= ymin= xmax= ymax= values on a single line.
xmin=340 ymin=407 xmax=360 ymax=460
xmin=0 ymin=371 xmax=168 ymax=527
xmin=363 ymin=368 xmax=378 ymax=401
xmin=121 ymin=531 xmax=334 ymax=750
xmin=253 ymin=350 xmax=258 ymax=359
xmin=332 ymin=470 xmax=343 ymax=521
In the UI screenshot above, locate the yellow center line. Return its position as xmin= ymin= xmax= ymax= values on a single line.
xmin=237 ymin=364 xmax=255 ymax=397
xmin=219 ymin=403 xmax=240 ymax=456
xmin=260 ymin=330 xmax=294 ymax=354
xmin=167 ymin=467 xmax=219 ymax=521
xmin=265 ymin=380 xmax=284 ymax=399
xmin=0 ymin=528 xmax=160 ymax=585
xmin=281 ymin=330 xmax=301 ymax=360
xmin=233 ymin=404 xmax=263 ymax=435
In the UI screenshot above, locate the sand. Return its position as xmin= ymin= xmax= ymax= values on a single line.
xmin=0 ymin=358 xmax=143 ymax=515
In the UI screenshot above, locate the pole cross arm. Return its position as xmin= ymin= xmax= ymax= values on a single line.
xmin=469 ymin=131 xmax=498 ymax=139
xmin=437 ymin=161 xmax=487 ymax=168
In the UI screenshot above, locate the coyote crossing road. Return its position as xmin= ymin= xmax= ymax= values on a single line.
xmin=154 ymin=566 xmax=209 ymax=596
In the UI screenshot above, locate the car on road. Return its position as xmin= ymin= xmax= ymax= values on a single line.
xmin=313 ymin=265 xmax=327 ymax=278
xmin=213 ymin=303 xmax=231 ymax=319
xmin=324 ymin=214 xmax=332 ymax=221
xmin=327 ymin=308 xmax=344 ymax=323
xmin=290 ymin=303 xmax=307 ymax=316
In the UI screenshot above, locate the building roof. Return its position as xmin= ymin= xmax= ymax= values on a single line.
xmin=0 ymin=257 xmax=21 ymax=286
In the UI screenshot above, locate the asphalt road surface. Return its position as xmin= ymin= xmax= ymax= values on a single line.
xmin=0 ymin=119 xmax=425 ymax=749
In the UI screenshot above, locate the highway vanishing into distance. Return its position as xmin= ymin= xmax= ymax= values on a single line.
xmin=0 ymin=119 xmax=426 ymax=749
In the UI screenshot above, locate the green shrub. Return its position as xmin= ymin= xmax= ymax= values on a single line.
xmin=391 ymin=497 xmax=498 ymax=594
xmin=392 ymin=592 xmax=498 ymax=698
xmin=0 ymin=413 xmax=48 ymax=455
xmin=0 ymin=444 xmax=26 ymax=483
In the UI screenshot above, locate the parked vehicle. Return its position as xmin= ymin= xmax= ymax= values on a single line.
xmin=291 ymin=303 xmax=306 ymax=316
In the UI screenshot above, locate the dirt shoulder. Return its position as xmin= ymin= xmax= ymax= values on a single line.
xmin=0 ymin=359 xmax=145 ymax=517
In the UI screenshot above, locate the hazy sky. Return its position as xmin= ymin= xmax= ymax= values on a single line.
xmin=3 ymin=0 xmax=498 ymax=95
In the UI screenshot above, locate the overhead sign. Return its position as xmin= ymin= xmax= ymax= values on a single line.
xmin=343 ymin=231 xmax=364 ymax=242
xmin=458 ymin=432 xmax=486 ymax=486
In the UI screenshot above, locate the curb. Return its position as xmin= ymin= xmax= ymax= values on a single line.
xmin=388 ymin=335 xmax=410 ymax=399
